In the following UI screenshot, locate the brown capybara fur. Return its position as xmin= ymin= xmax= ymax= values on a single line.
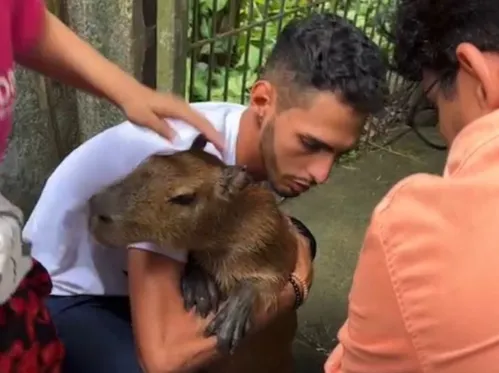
xmin=87 ymin=135 xmax=300 ymax=372
xmin=88 ymin=135 xmax=298 ymax=313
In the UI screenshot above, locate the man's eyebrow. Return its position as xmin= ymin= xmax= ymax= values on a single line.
xmin=304 ymin=135 xmax=335 ymax=152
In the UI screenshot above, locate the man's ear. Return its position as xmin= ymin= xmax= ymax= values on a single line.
xmin=249 ymin=80 xmax=276 ymax=118
xmin=456 ymin=43 xmax=499 ymax=109
xmin=190 ymin=134 xmax=208 ymax=151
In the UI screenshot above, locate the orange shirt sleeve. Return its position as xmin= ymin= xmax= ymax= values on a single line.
xmin=325 ymin=179 xmax=422 ymax=373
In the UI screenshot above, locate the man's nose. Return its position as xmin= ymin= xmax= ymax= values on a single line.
xmin=309 ymin=154 xmax=335 ymax=185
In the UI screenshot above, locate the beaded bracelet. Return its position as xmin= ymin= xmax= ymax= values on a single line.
xmin=288 ymin=216 xmax=317 ymax=261
xmin=288 ymin=273 xmax=306 ymax=309
xmin=291 ymin=272 xmax=309 ymax=300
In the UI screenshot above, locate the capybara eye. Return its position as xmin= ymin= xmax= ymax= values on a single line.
xmin=169 ymin=193 xmax=197 ymax=205
xmin=98 ymin=215 xmax=113 ymax=223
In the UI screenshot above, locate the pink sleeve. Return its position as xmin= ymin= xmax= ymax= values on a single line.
xmin=12 ymin=0 xmax=46 ymax=58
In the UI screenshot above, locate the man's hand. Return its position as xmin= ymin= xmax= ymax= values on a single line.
xmin=0 ymin=194 xmax=32 ymax=304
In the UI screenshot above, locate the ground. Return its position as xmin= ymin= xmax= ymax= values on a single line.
xmin=282 ymin=127 xmax=447 ymax=372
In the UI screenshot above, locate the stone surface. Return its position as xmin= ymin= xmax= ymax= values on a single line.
xmin=157 ymin=0 xmax=187 ymax=93
xmin=0 ymin=69 xmax=63 ymax=214
xmin=65 ymin=0 xmax=145 ymax=140
xmin=0 ymin=0 xmax=146 ymax=215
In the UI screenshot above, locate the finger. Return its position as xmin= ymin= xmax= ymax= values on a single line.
xmin=155 ymin=96 xmax=225 ymax=152
xmin=151 ymin=117 xmax=177 ymax=141
xmin=134 ymin=112 xmax=176 ymax=141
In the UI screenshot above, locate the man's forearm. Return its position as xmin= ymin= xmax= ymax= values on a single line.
xmin=17 ymin=9 xmax=142 ymax=109
xmin=140 ymin=335 xmax=218 ymax=373
xmin=129 ymin=249 xmax=220 ymax=373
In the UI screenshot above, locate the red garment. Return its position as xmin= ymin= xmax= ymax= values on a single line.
xmin=0 ymin=0 xmax=45 ymax=157
xmin=0 ymin=259 xmax=64 ymax=372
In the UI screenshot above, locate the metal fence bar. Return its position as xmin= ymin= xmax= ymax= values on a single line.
xmin=240 ymin=1 xmax=255 ymax=104
xmin=189 ymin=0 xmax=330 ymax=50
xmin=187 ymin=0 xmax=199 ymax=99
xmin=185 ymin=0 xmax=399 ymax=104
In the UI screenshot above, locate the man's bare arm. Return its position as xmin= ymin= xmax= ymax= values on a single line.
xmin=128 ymin=249 xmax=218 ymax=373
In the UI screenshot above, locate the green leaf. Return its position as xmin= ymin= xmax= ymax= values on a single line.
xmin=247 ymin=44 xmax=261 ymax=71
xmin=200 ymin=18 xmax=210 ymax=38
xmin=215 ymin=0 xmax=228 ymax=12
xmin=213 ymin=39 xmax=228 ymax=54
xmin=200 ymin=43 xmax=211 ymax=55
xmin=201 ymin=0 xmax=212 ymax=11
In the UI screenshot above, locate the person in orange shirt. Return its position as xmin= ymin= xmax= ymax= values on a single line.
xmin=325 ymin=0 xmax=499 ymax=372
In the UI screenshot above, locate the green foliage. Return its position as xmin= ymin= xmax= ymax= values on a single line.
xmin=185 ymin=0 xmax=394 ymax=104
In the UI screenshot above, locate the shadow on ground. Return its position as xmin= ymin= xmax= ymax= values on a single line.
xmin=281 ymin=127 xmax=447 ymax=372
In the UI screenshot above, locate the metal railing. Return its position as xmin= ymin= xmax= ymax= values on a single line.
xmin=184 ymin=0 xmax=396 ymax=104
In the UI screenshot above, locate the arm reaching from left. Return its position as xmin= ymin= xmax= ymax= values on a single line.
xmin=14 ymin=3 xmax=225 ymax=150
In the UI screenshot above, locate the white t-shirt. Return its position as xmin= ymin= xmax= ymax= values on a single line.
xmin=23 ymin=102 xmax=245 ymax=296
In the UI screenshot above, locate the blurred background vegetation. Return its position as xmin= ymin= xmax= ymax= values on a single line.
xmin=185 ymin=0 xmax=395 ymax=104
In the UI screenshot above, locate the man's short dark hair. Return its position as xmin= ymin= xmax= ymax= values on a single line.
xmin=386 ymin=0 xmax=499 ymax=91
xmin=260 ymin=12 xmax=388 ymax=114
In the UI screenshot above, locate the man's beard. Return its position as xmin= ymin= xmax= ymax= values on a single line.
xmin=259 ymin=122 xmax=300 ymax=199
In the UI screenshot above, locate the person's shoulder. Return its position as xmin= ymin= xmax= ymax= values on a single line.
xmin=189 ymin=101 xmax=246 ymax=116
xmin=65 ymin=119 xmax=196 ymax=159
xmin=365 ymin=172 xmax=451 ymax=274
xmin=41 ymin=120 xmax=190 ymax=193
xmin=372 ymin=172 xmax=444 ymax=219
xmin=189 ymin=101 xmax=246 ymax=130
xmin=367 ymin=172 xmax=460 ymax=306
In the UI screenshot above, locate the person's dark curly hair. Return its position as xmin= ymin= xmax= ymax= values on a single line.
xmin=260 ymin=12 xmax=388 ymax=114
xmin=385 ymin=0 xmax=499 ymax=91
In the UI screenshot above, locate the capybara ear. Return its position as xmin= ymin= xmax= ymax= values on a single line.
xmin=190 ymin=134 xmax=208 ymax=151
xmin=218 ymin=165 xmax=252 ymax=199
